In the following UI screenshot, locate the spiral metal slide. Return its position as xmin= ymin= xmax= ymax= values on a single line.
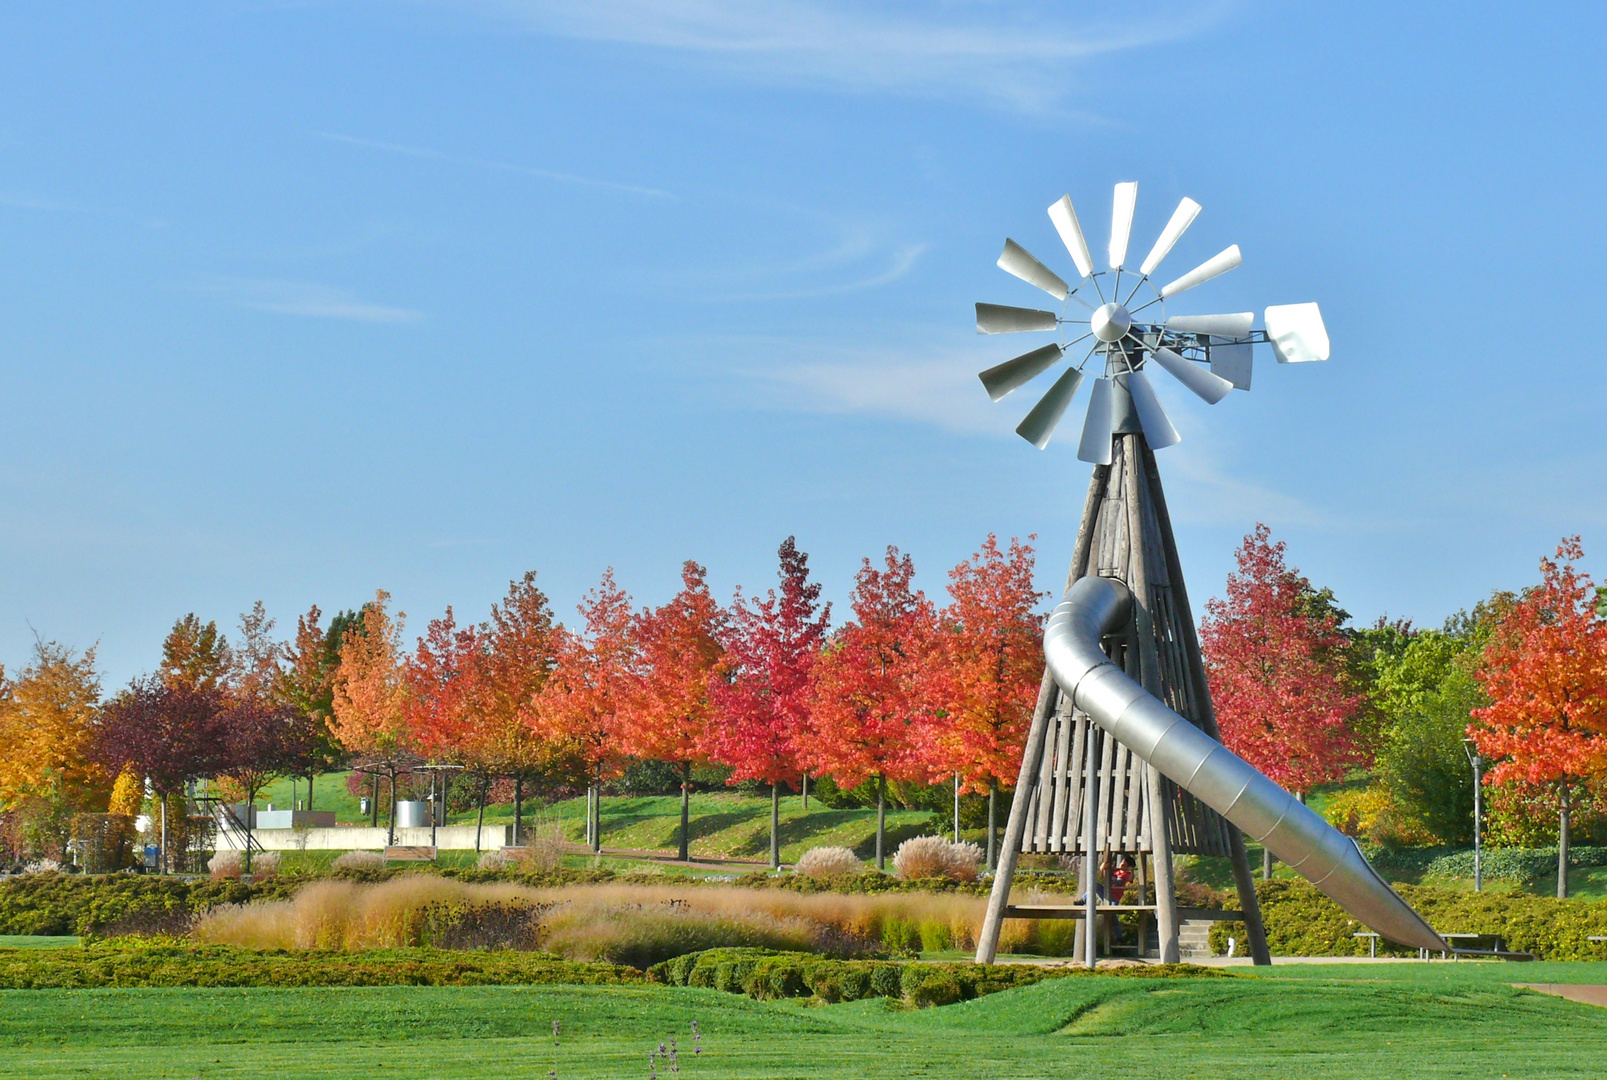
xmin=1046 ymin=576 xmax=1448 ymax=953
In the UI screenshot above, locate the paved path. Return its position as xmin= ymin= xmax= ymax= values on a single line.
xmin=1514 ymin=984 xmax=1607 ymax=1007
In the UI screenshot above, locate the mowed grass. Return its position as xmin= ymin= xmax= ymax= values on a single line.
xmin=3 ymin=962 xmax=1606 ymax=1079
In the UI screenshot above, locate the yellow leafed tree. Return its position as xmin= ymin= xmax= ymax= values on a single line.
xmin=0 ymin=641 xmax=109 ymax=812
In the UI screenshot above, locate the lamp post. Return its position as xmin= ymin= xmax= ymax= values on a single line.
xmin=1462 ymin=738 xmax=1483 ymax=892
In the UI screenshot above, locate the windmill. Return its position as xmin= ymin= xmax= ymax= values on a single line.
xmin=970 ymin=184 xmax=1442 ymax=966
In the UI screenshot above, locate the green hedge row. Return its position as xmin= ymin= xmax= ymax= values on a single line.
xmin=0 ymin=943 xmax=647 ymax=989
xmin=1207 ymin=879 xmax=1607 ymax=960
xmin=1358 ymin=845 xmax=1607 ymax=882
xmin=647 ymin=947 xmax=1227 ymax=1006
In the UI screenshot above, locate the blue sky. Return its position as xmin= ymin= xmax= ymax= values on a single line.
xmin=2 ymin=2 xmax=1603 ymax=687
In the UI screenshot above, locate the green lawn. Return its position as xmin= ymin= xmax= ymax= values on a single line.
xmin=2 ymin=962 xmax=1604 ymax=1078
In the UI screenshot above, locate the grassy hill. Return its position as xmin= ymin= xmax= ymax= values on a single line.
xmin=3 ymin=962 xmax=1605 ymax=1078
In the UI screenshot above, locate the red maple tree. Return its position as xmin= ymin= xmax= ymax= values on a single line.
xmin=1470 ymin=537 xmax=1607 ymax=898
xmin=529 ymin=569 xmax=638 ymax=852
xmin=622 ymin=561 xmax=728 ymax=862
xmin=707 ymin=537 xmax=831 ymax=868
xmin=1201 ymin=524 xmax=1361 ymax=812
xmin=932 ymin=535 xmax=1046 ymax=867
xmin=808 ymin=547 xmax=938 ymax=869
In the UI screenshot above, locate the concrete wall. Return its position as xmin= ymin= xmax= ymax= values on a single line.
xmin=215 ymin=824 xmax=512 ymax=851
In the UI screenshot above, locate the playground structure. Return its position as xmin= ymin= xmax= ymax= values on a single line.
xmin=970 ymin=184 xmax=1447 ymax=964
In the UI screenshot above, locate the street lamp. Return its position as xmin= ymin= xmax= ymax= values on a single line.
xmin=1462 ymin=738 xmax=1483 ymax=892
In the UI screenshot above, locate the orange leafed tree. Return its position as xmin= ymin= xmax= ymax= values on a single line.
xmin=530 ymin=569 xmax=639 ymax=852
xmin=932 ymin=535 xmax=1045 ymax=867
xmin=809 ymin=547 xmax=938 ymax=869
xmin=1471 ymin=537 xmax=1607 ymax=898
xmin=623 ymin=561 xmax=728 ymax=862
xmin=331 ymin=590 xmax=413 ymax=840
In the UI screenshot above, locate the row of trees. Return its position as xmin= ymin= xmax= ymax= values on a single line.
xmin=1203 ymin=527 xmax=1607 ymax=896
xmin=4 ymin=526 xmax=1602 ymax=888
xmin=0 ymin=536 xmax=1047 ymax=871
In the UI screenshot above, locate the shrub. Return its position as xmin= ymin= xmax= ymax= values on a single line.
xmin=796 ymin=847 xmax=862 ymax=880
xmin=892 ymin=836 xmax=981 ymax=883
xmin=0 ymin=944 xmax=647 ymax=989
xmin=477 ymin=850 xmax=508 ymax=870
xmin=331 ymin=850 xmax=386 ymax=873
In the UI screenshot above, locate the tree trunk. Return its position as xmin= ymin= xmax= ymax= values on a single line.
xmin=474 ymin=774 xmax=488 ymax=853
xmin=987 ymin=780 xmax=997 ymax=871
xmin=514 ymin=777 xmax=523 ymax=847
xmin=386 ymin=773 xmax=396 ymax=846
xmin=801 ymin=772 xmax=808 ymax=811
xmin=592 ymin=764 xmax=603 ymax=854
xmin=1262 ymin=845 xmax=1273 ymax=880
xmin=159 ymin=795 xmax=167 ymax=875
xmin=243 ymin=786 xmax=255 ymax=876
xmin=770 ymin=782 xmax=780 ymax=870
xmin=678 ymin=761 xmax=691 ymax=862
xmin=875 ymin=775 xmax=887 ymax=871
xmin=307 ymin=773 xmax=315 ymax=812
xmin=370 ymin=773 xmax=379 ymax=827
xmin=953 ymin=774 xmax=961 ymax=843
xmin=1559 ymin=783 xmax=1571 ymax=900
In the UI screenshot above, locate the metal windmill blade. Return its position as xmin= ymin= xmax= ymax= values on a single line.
xmin=974 ymin=181 xmax=1329 ymax=456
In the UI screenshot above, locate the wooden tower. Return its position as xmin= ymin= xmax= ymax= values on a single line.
xmin=975 ymin=431 xmax=1272 ymax=965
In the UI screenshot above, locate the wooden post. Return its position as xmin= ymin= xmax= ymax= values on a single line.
xmin=1083 ymin=723 xmax=1099 ymax=968
xmin=1140 ymin=441 xmax=1271 ymax=967
xmin=1147 ymin=765 xmax=1181 ymax=963
xmin=974 ymin=668 xmax=1058 ymax=963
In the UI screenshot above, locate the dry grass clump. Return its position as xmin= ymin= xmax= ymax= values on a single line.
xmin=892 ymin=836 xmax=980 ymax=882
xmin=795 ymin=846 xmax=862 ymax=879
xmin=189 ymin=877 xmax=1002 ymax=962
xmin=194 ymin=876 xmax=533 ymax=950
xmin=520 ymin=823 xmax=568 ymax=873
xmin=208 ymin=850 xmax=279 ymax=881
xmin=332 ymin=850 xmax=386 ymax=872
xmin=477 ymin=850 xmax=509 ymax=870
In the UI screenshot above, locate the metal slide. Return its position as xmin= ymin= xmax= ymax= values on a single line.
xmin=1046 ymin=575 xmax=1447 ymax=953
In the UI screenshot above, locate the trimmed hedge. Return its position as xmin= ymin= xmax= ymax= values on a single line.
xmin=0 ymin=873 xmax=304 ymax=937
xmin=648 ymin=947 xmax=1228 ymax=1006
xmin=1207 ymin=879 xmax=1607 ymax=960
xmin=1358 ymin=845 xmax=1607 ymax=883
xmin=0 ymin=943 xmax=646 ymax=989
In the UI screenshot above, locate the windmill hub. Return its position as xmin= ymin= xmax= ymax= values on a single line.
xmin=1090 ymin=302 xmax=1132 ymax=343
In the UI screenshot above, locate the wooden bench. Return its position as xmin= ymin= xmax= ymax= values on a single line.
xmin=384 ymin=846 xmax=437 ymax=862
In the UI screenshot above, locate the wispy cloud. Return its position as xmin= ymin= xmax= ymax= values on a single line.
xmin=0 ymin=189 xmax=167 ymax=228
xmin=193 ymin=277 xmax=423 ymax=323
xmin=317 ymin=131 xmax=675 ymax=198
xmin=454 ymin=0 xmax=1234 ymax=110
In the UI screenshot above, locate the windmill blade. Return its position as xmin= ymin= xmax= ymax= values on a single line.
xmin=1120 ymin=370 xmax=1181 ymax=448
xmin=1166 ymin=312 xmax=1253 ymax=339
xmin=1264 ymin=302 xmax=1330 ymax=362
xmin=979 ymin=343 xmax=1064 ymax=401
xmin=1108 ymin=182 xmax=1138 ymax=269
xmin=976 ymin=302 xmax=1057 ymax=334
xmin=1150 ymin=346 xmax=1233 ymax=405
xmin=997 ymin=239 xmax=1069 ymax=300
xmin=1159 ymin=244 xmax=1242 ymax=298
xmin=1138 ymin=197 xmax=1202 ymax=277
xmin=1076 ymin=377 xmax=1115 ymax=464
xmin=1209 ymin=341 xmax=1253 ymax=390
xmin=1047 ymin=195 xmax=1095 ymax=279
xmin=1015 ymin=367 xmax=1085 ymax=449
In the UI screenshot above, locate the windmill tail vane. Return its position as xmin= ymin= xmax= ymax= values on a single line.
xmin=973 ymin=183 xmax=1444 ymax=966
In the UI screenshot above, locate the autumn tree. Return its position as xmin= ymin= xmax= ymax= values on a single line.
xmin=809 ymin=547 xmax=938 ymax=869
xmin=160 ymin=614 xmax=232 ymax=692
xmin=623 ymin=561 xmax=728 ymax=862
xmin=406 ymin=607 xmax=490 ymax=844
xmin=276 ymin=604 xmax=352 ymax=810
xmin=932 ymin=535 xmax=1045 ymax=869
xmin=93 ymin=678 xmax=225 ymax=872
xmin=1201 ymin=524 xmax=1362 ymax=877
xmin=0 ymin=641 xmax=108 ymax=862
xmin=707 ymin=537 xmax=831 ymax=868
xmin=530 ymin=570 xmax=638 ymax=853
xmin=215 ymin=696 xmax=302 ymax=872
xmin=331 ymin=590 xmax=414 ymax=842
xmin=1471 ymin=538 xmax=1607 ymax=898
